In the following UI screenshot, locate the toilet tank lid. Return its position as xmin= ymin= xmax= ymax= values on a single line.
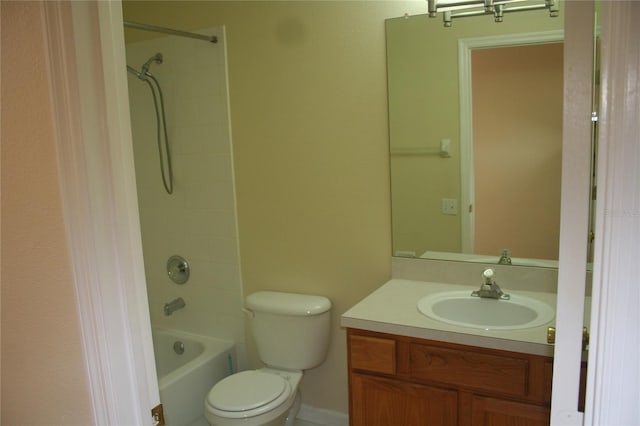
xmin=246 ymin=291 xmax=332 ymax=316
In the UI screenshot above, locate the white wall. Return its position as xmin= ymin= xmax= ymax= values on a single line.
xmin=126 ymin=27 xmax=246 ymax=365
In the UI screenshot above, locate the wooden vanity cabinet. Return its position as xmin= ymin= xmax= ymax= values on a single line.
xmin=347 ymin=328 xmax=553 ymax=426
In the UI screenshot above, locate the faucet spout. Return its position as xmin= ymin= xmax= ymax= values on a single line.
xmin=164 ymin=297 xmax=186 ymax=316
xmin=471 ymin=268 xmax=510 ymax=300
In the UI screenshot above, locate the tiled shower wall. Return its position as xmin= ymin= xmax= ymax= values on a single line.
xmin=126 ymin=27 xmax=246 ymax=366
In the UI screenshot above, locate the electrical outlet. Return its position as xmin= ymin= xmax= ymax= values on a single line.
xmin=442 ymin=198 xmax=458 ymax=215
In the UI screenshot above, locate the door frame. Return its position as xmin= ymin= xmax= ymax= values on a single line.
xmin=550 ymin=1 xmax=594 ymax=424
xmin=458 ymin=30 xmax=564 ymax=253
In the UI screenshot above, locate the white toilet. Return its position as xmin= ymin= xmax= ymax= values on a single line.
xmin=204 ymin=291 xmax=332 ymax=426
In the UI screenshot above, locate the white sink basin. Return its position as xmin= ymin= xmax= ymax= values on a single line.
xmin=417 ymin=290 xmax=555 ymax=330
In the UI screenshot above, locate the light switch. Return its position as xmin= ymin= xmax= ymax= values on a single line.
xmin=440 ymin=139 xmax=451 ymax=158
xmin=442 ymin=198 xmax=458 ymax=215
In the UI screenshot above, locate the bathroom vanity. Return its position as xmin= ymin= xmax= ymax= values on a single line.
xmin=342 ymin=278 xmax=562 ymax=426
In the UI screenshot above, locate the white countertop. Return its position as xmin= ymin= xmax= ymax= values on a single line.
xmin=341 ymin=279 xmax=557 ymax=357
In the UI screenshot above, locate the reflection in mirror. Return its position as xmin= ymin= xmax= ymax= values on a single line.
xmin=387 ymin=6 xmax=565 ymax=267
xmin=470 ymin=41 xmax=563 ymax=261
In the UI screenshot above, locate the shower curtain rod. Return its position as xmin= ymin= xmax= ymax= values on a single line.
xmin=123 ymin=20 xmax=218 ymax=44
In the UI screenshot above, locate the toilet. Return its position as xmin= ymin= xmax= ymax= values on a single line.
xmin=204 ymin=291 xmax=332 ymax=426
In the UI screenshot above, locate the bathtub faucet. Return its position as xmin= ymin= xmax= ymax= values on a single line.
xmin=164 ymin=297 xmax=186 ymax=316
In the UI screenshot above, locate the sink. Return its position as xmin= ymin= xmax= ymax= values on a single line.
xmin=417 ymin=290 xmax=555 ymax=330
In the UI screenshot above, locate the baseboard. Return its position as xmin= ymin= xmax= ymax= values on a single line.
xmin=297 ymin=404 xmax=349 ymax=426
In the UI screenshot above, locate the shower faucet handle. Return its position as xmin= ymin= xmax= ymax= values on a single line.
xmin=167 ymin=255 xmax=190 ymax=284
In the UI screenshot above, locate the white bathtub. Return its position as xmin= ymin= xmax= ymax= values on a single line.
xmin=153 ymin=328 xmax=236 ymax=426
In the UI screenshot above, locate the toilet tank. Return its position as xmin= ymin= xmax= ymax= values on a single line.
xmin=246 ymin=291 xmax=332 ymax=370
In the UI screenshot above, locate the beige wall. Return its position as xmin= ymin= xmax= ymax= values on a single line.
xmin=386 ymin=8 xmax=564 ymax=257
xmin=0 ymin=2 xmax=93 ymax=424
xmin=122 ymin=0 xmax=426 ymax=413
xmin=473 ymin=44 xmax=563 ymax=259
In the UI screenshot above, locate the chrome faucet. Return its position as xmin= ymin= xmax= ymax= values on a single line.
xmin=498 ymin=248 xmax=512 ymax=265
xmin=471 ymin=268 xmax=510 ymax=300
xmin=164 ymin=297 xmax=186 ymax=316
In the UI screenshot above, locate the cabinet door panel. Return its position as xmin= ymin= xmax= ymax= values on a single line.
xmin=471 ymin=395 xmax=550 ymax=426
xmin=411 ymin=343 xmax=529 ymax=397
xmin=351 ymin=373 xmax=457 ymax=426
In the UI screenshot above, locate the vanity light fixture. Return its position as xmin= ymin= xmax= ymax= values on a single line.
xmin=427 ymin=0 xmax=559 ymax=27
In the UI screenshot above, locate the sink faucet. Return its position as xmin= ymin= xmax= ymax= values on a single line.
xmin=164 ymin=297 xmax=186 ymax=315
xmin=498 ymin=248 xmax=512 ymax=265
xmin=471 ymin=268 xmax=510 ymax=300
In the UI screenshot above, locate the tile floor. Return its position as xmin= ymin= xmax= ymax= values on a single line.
xmin=294 ymin=419 xmax=324 ymax=426
xmin=188 ymin=416 xmax=324 ymax=426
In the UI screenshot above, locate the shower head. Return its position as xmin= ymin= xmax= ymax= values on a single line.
xmin=141 ymin=52 xmax=163 ymax=76
xmin=127 ymin=53 xmax=163 ymax=81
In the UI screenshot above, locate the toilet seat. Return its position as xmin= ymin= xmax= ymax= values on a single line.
xmin=206 ymin=370 xmax=292 ymax=419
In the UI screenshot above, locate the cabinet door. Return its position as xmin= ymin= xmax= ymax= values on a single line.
xmin=471 ymin=395 xmax=550 ymax=426
xmin=351 ymin=373 xmax=457 ymax=426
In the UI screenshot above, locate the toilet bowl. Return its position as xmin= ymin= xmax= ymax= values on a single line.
xmin=204 ymin=291 xmax=332 ymax=426
xmin=205 ymin=368 xmax=302 ymax=426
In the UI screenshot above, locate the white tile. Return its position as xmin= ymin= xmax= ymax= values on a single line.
xmin=126 ymin=26 xmax=242 ymax=345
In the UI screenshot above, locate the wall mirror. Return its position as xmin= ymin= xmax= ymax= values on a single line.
xmin=387 ymin=4 xmax=566 ymax=267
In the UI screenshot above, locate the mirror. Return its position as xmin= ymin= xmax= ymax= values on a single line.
xmin=387 ymin=6 xmax=565 ymax=267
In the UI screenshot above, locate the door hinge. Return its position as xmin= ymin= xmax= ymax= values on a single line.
xmin=547 ymin=326 xmax=590 ymax=351
xmin=152 ymin=404 xmax=165 ymax=426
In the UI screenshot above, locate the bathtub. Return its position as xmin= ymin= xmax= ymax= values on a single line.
xmin=152 ymin=328 xmax=236 ymax=426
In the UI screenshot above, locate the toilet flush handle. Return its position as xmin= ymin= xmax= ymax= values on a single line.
xmin=242 ymin=308 xmax=255 ymax=319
